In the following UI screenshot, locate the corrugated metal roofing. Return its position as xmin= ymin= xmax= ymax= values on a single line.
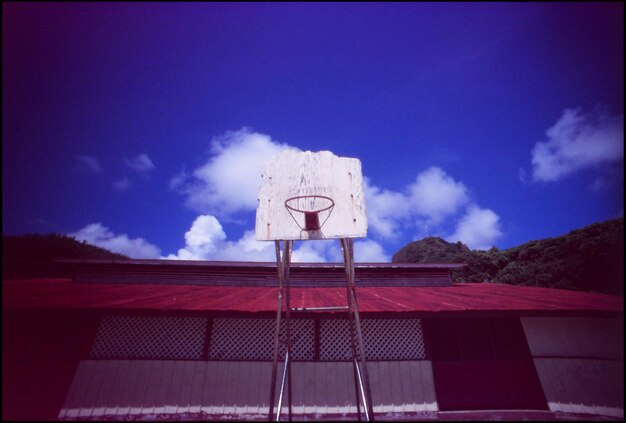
xmin=3 ymin=278 xmax=622 ymax=316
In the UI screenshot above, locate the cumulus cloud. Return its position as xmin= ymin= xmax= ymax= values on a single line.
xmin=69 ymin=223 xmax=161 ymax=258
xmin=364 ymin=180 xmax=411 ymax=238
xmin=167 ymin=215 xmax=358 ymax=263
xmin=354 ymin=239 xmax=390 ymax=262
xmin=408 ymin=166 xmax=469 ymax=224
xmin=176 ymin=128 xmax=296 ymax=217
xmin=290 ymin=239 xmax=388 ymax=262
xmin=531 ymin=108 xmax=624 ymax=182
xmin=219 ymin=230 xmax=279 ymax=261
xmin=177 ymin=215 xmax=227 ymax=259
xmin=166 ymin=215 xmax=274 ymax=261
xmin=290 ymin=241 xmax=333 ymax=263
xmin=124 ymin=154 xmax=156 ymax=172
xmin=364 ymin=166 xmax=471 ymax=239
xmin=447 ymin=205 xmax=502 ymax=250
xmin=74 ymin=155 xmax=103 ymax=174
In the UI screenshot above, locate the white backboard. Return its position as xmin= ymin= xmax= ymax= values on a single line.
xmin=255 ymin=150 xmax=368 ymax=241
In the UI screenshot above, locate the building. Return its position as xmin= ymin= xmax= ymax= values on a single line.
xmin=3 ymin=259 xmax=623 ymax=421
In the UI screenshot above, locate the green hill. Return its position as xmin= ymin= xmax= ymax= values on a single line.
xmin=392 ymin=217 xmax=624 ymax=295
xmin=2 ymin=233 xmax=128 ymax=280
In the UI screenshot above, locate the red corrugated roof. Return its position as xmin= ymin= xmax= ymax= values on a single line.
xmin=3 ymin=278 xmax=622 ymax=316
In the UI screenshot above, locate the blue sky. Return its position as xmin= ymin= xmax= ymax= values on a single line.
xmin=3 ymin=3 xmax=623 ymax=263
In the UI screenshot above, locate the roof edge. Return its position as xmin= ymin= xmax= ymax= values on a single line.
xmin=56 ymin=258 xmax=467 ymax=269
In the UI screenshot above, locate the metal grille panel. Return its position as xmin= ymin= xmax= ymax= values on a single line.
xmin=320 ymin=318 xmax=425 ymax=360
xmin=89 ymin=315 xmax=425 ymax=362
xmin=208 ymin=318 xmax=315 ymax=360
xmin=90 ymin=315 xmax=207 ymax=359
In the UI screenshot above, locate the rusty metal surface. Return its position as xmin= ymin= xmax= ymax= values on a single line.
xmin=3 ymin=279 xmax=623 ymax=315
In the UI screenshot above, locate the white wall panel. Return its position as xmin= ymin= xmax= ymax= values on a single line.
xmin=59 ymin=360 xmax=437 ymax=420
xmin=534 ymin=358 xmax=623 ymax=418
xmin=521 ymin=317 xmax=623 ymax=359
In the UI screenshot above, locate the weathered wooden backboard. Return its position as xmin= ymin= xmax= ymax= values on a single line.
xmin=255 ymin=150 xmax=368 ymax=241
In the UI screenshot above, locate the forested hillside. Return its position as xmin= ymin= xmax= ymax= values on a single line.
xmin=2 ymin=233 xmax=128 ymax=280
xmin=392 ymin=217 xmax=624 ymax=295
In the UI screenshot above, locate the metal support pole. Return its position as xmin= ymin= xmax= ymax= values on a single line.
xmin=269 ymin=240 xmax=293 ymax=422
xmin=269 ymin=238 xmax=374 ymax=421
xmin=343 ymin=239 xmax=363 ymax=421
xmin=268 ymin=241 xmax=284 ymax=421
xmin=341 ymin=238 xmax=375 ymax=421
xmin=283 ymin=240 xmax=293 ymax=421
xmin=276 ymin=352 xmax=289 ymax=421
xmin=349 ymin=324 xmax=363 ymax=422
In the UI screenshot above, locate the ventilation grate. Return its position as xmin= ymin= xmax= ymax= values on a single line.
xmin=90 ymin=315 xmax=207 ymax=359
xmin=89 ymin=315 xmax=426 ymax=362
xmin=208 ymin=318 xmax=315 ymax=361
xmin=320 ymin=318 xmax=425 ymax=361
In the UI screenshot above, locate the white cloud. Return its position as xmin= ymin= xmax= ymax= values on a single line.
xmin=166 ymin=215 xmax=361 ymax=263
xmin=113 ymin=177 xmax=132 ymax=191
xmin=169 ymin=169 xmax=190 ymax=191
xmin=364 ymin=166 xmax=471 ymax=240
xmin=295 ymin=240 xmax=345 ymax=263
xmin=290 ymin=242 xmax=330 ymax=263
xmin=69 ymin=223 xmax=161 ymax=258
xmin=218 ymin=230 xmax=278 ymax=261
xmin=447 ymin=205 xmax=502 ymax=250
xmin=408 ymin=166 xmax=469 ymax=224
xmin=179 ymin=128 xmax=296 ymax=217
xmin=74 ymin=155 xmax=103 ymax=174
xmin=289 ymin=239 xmax=388 ymax=263
xmin=364 ymin=180 xmax=411 ymax=238
xmin=364 ymin=167 xmax=502 ymax=252
xmin=518 ymin=168 xmax=528 ymax=184
xmin=124 ymin=154 xmax=156 ymax=172
xmin=178 ymin=215 xmax=227 ymax=259
xmin=531 ymin=108 xmax=624 ymax=182
xmin=354 ymin=239 xmax=390 ymax=262
xmin=165 ymin=215 xmax=275 ymax=261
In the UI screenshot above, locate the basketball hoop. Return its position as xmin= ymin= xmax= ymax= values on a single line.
xmin=284 ymin=195 xmax=335 ymax=231
xmin=255 ymin=150 xmax=367 ymax=240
